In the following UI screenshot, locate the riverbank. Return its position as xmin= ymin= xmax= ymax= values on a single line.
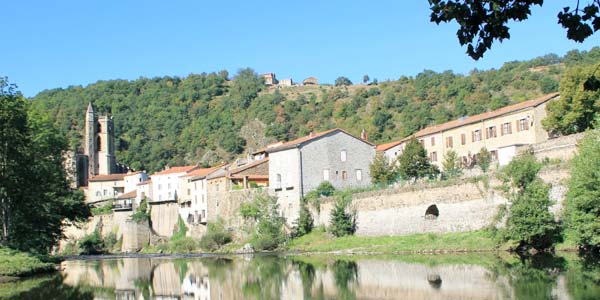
xmin=0 ymin=248 xmax=55 ymax=279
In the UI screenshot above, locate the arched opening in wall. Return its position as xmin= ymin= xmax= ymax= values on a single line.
xmin=425 ymin=204 xmax=439 ymax=220
xmin=427 ymin=274 xmax=442 ymax=289
xmin=97 ymin=122 xmax=102 ymax=133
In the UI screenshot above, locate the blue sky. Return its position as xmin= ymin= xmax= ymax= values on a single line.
xmin=1 ymin=1 xmax=597 ymax=97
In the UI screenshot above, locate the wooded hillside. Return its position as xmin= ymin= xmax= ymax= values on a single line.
xmin=30 ymin=48 xmax=600 ymax=172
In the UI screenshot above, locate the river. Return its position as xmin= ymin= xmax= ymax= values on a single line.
xmin=1 ymin=253 xmax=599 ymax=299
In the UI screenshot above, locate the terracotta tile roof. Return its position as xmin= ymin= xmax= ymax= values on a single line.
xmin=376 ymin=138 xmax=410 ymax=152
xmin=116 ymin=190 xmax=137 ymax=199
xmin=267 ymin=128 xmax=374 ymax=153
xmin=187 ymin=165 xmax=225 ymax=181
xmin=229 ymin=158 xmax=269 ymax=175
xmin=229 ymin=174 xmax=269 ymax=180
xmin=89 ymin=173 xmax=126 ymax=182
xmin=152 ymin=165 xmax=198 ymax=176
xmin=414 ymin=92 xmax=559 ymax=138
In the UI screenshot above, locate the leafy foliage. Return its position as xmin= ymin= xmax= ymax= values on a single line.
xmin=329 ymin=192 xmax=357 ymax=237
xmin=79 ymin=230 xmax=105 ymax=255
xmin=334 ymin=76 xmax=352 ymax=86
xmin=240 ymin=194 xmax=286 ymax=251
xmin=292 ymin=199 xmax=314 ymax=238
xmin=499 ymin=153 xmax=561 ymax=252
xmin=564 ymin=129 xmax=600 ymax=251
xmin=0 ymin=77 xmax=90 ymax=254
xmin=130 ymin=197 xmax=150 ymax=223
xmin=477 ymin=147 xmax=493 ymax=173
xmin=543 ymin=64 xmax=600 ymax=135
xmin=442 ymin=150 xmax=462 ymax=179
xmin=397 ymin=138 xmax=439 ymax=180
xmin=429 ymin=1 xmax=598 ymax=59
xmin=369 ymin=152 xmax=398 ymax=185
xmin=199 ymin=219 xmax=232 ymax=251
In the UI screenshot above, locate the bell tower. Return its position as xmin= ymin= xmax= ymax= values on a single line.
xmin=84 ymin=102 xmax=98 ymax=177
xmin=97 ymin=115 xmax=116 ymax=174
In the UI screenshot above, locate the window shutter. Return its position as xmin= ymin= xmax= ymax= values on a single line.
xmin=493 ymin=127 xmax=497 ymax=137
xmin=525 ymin=120 xmax=529 ymax=130
xmin=485 ymin=129 xmax=489 ymax=139
xmin=501 ymin=125 xmax=504 ymax=136
xmin=516 ymin=120 xmax=520 ymax=132
xmin=472 ymin=131 xmax=475 ymax=142
xmin=509 ymin=123 xmax=512 ymax=134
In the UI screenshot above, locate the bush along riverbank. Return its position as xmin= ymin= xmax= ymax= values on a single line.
xmin=0 ymin=248 xmax=56 ymax=279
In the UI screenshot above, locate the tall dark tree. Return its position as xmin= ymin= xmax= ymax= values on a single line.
xmin=334 ymin=76 xmax=353 ymax=86
xmin=0 ymin=77 xmax=90 ymax=254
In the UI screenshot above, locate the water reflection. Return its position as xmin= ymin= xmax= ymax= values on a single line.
xmin=2 ymin=253 xmax=600 ymax=300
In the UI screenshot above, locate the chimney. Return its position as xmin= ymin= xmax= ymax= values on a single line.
xmin=361 ymin=128 xmax=368 ymax=141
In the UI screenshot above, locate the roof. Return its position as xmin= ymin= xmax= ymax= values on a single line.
xmin=414 ymin=92 xmax=559 ymax=138
xmin=137 ymin=179 xmax=151 ymax=186
xmin=116 ymin=190 xmax=136 ymax=200
xmin=188 ymin=165 xmax=225 ymax=181
xmin=229 ymin=174 xmax=269 ymax=180
xmin=266 ymin=128 xmax=374 ymax=153
xmin=152 ymin=165 xmax=198 ymax=176
xmin=376 ymin=138 xmax=409 ymax=152
xmin=89 ymin=173 xmax=126 ymax=182
xmin=229 ymin=158 xmax=269 ymax=175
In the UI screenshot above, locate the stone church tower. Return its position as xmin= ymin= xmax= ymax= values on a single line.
xmin=83 ymin=102 xmax=116 ymax=178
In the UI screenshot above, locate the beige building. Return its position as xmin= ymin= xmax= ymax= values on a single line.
xmin=179 ymin=165 xmax=223 ymax=225
xmin=379 ymin=92 xmax=559 ymax=169
xmin=86 ymin=171 xmax=148 ymax=205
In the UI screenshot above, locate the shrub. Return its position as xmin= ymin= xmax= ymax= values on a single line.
xmin=315 ymin=181 xmax=335 ymax=197
xmin=292 ymin=200 xmax=314 ymax=238
xmin=199 ymin=220 xmax=232 ymax=251
xmin=91 ymin=201 xmax=113 ymax=216
xmin=442 ymin=150 xmax=462 ymax=179
xmin=477 ymin=147 xmax=492 ymax=173
xmin=564 ymin=129 xmax=600 ymax=251
xmin=79 ymin=230 xmax=105 ymax=255
xmin=499 ymin=153 xmax=561 ymax=252
xmin=369 ymin=152 xmax=398 ymax=185
xmin=398 ymin=137 xmax=439 ymax=180
xmin=131 ymin=197 xmax=150 ymax=223
xmin=170 ymin=237 xmax=198 ymax=253
xmin=329 ymin=192 xmax=357 ymax=237
xmin=240 ymin=194 xmax=286 ymax=251
xmin=171 ymin=216 xmax=188 ymax=241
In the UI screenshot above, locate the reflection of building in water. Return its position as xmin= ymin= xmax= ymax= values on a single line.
xmin=181 ymin=274 xmax=210 ymax=300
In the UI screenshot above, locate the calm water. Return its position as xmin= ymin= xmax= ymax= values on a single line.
xmin=2 ymin=253 xmax=600 ymax=300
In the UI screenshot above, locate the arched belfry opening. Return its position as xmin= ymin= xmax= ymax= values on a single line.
xmin=425 ymin=204 xmax=439 ymax=220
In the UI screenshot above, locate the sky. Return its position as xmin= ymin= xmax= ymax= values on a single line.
xmin=1 ymin=1 xmax=598 ymax=97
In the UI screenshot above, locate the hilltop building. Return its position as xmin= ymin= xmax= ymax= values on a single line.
xmin=262 ymin=73 xmax=278 ymax=85
xmin=378 ymin=92 xmax=560 ymax=168
xmin=302 ymin=77 xmax=318 ymax=86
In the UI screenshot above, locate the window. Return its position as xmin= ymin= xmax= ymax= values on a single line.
xmin=341 ymin=171 xmax=347 ymax=180
xmin=431 ymin=137 xmax=435 ymax=146
xmin=96 ymin=191 xmax=101 ymax=196
xmin=340 ymin=150 xmax=347 ymax=162
xmin=187 ymin=189 xmax=190 ymax=196
xmin=323 ymin=169 xmax=330 ymax=181
xmin=461 ymin=133 xmax=466 ymax=145
xmin=168 ymin=192 xmax=172 ymax=199
xmin=356 ymin=169 xmax=362 ymax=181
xmin=445 ymin=136 xmax=453 ymax=148
xmin=517 ymin=118 xmax=529 ymax=131
xmin=159 ymin=195 xmax=162 ymax=201
xmin=472 ymin=130 xmax=482 ymax=142
xmin=167 ymin=183 xmax=171 ymax=189
xmin=430 ymin=151 xmax=437 ymax=162
xmin=103 ymin=189 xmax=107 ymax=196
xmin=276 ymin=174 xmax=282 ymax=189
xmin=419 ymin=139 xmax=424 ymax=146
xmin=194 ymin=182 xmax=197 ymax=189
xmin=158 ymin=184 xmax=162 ymax=190
xmin=194 ymin=195 xmax=197 ymax=204
xmin=486 ymin=126 xmax=497 ymax=139
xmin=501 ymin=122 xmax=512 ymax=135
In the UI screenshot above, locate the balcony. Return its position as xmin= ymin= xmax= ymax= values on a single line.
xmin=113 ymin=200 xmax=133 ymax=211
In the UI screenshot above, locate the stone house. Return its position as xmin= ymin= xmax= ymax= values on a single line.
xmin=267 ymin=128 xmax=375 ymax=223
xmin=229 ymin=158 xmax=269 ymax=189
xmin=278 ymin=78 xmax=293 ymax=87
xmin=262 ymin=73 xmax=278 ymax=85
xmin=86 ymin=171 xmax=148 ymax=204
xmin=302 ymin=77 xmax=318 ymax=86
xmin=150 ymin=165 xmax=199 ymax=203
xmin=378 ymin=92 xmax=560 ymax=169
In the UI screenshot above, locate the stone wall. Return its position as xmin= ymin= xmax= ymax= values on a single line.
xmin=150 ymin=202 xmax=180 ymax=237
xmin=311 ymin=165 xmax=570 ymax=236
xmin=519 ymin=132 xmax=584 ymax=162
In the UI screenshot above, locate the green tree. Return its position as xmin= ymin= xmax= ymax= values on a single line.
xmin=442 ymin=150 xmax=462 ymax=179
xmin=241 ymin=193 xmax=286 ymax=250
xmin=230 ymin=68 xmax=264 ymax=108
xmin=543 ymin=65 xmax=600 ymax=135
xmin=335 ymin=76 xmax=352 ymax=86
xmin=429 ymin=1 xmax=600 ymax=59
xmin=0 ymin=78 xmax=90 ymax=254
xmin=362 ymin=74 xmax=370 ymax=84
xmin=539 ymin=76 xmax=559 ymax=94
xmin=369 ymin=152 xmax=398 ymax=185
xmin=564 ymin=128 xmax=600 ymax=251
xmin=499 ymin=153 xmax=561 ymax=252
xmin=329 ymin=192 xmax=356 ymax=237
xmin=292 ymin=199 xmax=314 ymax=238
xmin=397 ymin=137 xmax=439 ymax=180
xmin=477 ymin=147 xmax=493 ymax=173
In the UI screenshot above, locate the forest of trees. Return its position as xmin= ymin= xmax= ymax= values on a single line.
xmin=30 ymin=47 xmax=600 ymax=173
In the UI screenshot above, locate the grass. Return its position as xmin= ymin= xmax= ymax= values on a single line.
xmin=0 ymin=248 xmax=55 ymax=277
xmin=287 ymin=229 xmax=497 ymax=253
